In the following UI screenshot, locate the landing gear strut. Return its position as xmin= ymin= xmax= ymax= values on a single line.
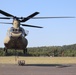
xmin=23 ymin=48 xmax=27 ymax=55
xmin=4 ymin=48 xmax=8 ymax=55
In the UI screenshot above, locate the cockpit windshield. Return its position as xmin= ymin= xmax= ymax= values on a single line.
xmin=7 ymin=27 xmax=29 ymax=37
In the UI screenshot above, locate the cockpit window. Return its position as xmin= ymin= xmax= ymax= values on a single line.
xmin=10 ymin=27 xmax=19 ymax=32
xmin=7 ymin=27 xmax=29 ymax=37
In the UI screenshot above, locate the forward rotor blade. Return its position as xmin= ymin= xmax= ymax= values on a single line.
xmin=21 ymin=24 xmax=43 ymax=28
xmin=20 ymin=12 xmax=39 ymax=22
xmin=32 ymin=16 xmax=75 ymax=19
xmin=0 ymin=10 xmax=14 ymax=17
xmin=0 ymin=22 xmax=12 ymax=24
xmin=0 ymin=16 xmax=74 ymax=20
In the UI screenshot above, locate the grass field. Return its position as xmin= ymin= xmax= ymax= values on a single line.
xmin=0 ymin=56 xmax=76 ymax=64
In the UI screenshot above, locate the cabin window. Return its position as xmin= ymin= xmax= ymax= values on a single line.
xmin=7 ymin=30 xmax=11 ymax=36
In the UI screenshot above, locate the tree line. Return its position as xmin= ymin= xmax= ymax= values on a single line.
xmin=0 ymin=44 xmax=76 ymax=56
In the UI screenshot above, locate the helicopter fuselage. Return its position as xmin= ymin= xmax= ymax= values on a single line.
xmin=4 ymin=27 xmax=28 ymax=50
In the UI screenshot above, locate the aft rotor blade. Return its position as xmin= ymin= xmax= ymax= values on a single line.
xmin=0 ymin=22 xmax=12 ymax=24
xmin=21 ymin=24 xmax=43 ymax=28
xmin=20 ymin=12 xmax=39 ymax=22
xmin=0 ymin=17 xmax=11 ymax=19
xmin=0 ymin=10 xmax=14 ymax=17
xmin=32 ymin=16 xmax=75 ymax=19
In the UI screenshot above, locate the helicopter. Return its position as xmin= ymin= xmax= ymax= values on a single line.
xmin=0 ymin=10 xmax=75 ymax=55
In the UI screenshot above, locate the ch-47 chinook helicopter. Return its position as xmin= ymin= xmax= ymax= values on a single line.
xmin=0 ymin=10 xmax=75 ymax=55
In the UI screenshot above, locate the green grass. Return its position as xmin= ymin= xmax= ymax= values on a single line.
xmin=0 ymin=56 xmax=76 ymax=64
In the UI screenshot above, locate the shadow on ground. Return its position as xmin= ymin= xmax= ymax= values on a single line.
xmin=19 ymin=64 xmax=72 ymax=68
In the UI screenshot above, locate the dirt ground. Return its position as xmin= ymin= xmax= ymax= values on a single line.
xmin=0 ymin=57 xmax=76 ymax=64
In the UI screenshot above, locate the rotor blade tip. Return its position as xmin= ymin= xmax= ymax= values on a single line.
xmin=36 ymin=12 xmax=40 ymax=14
